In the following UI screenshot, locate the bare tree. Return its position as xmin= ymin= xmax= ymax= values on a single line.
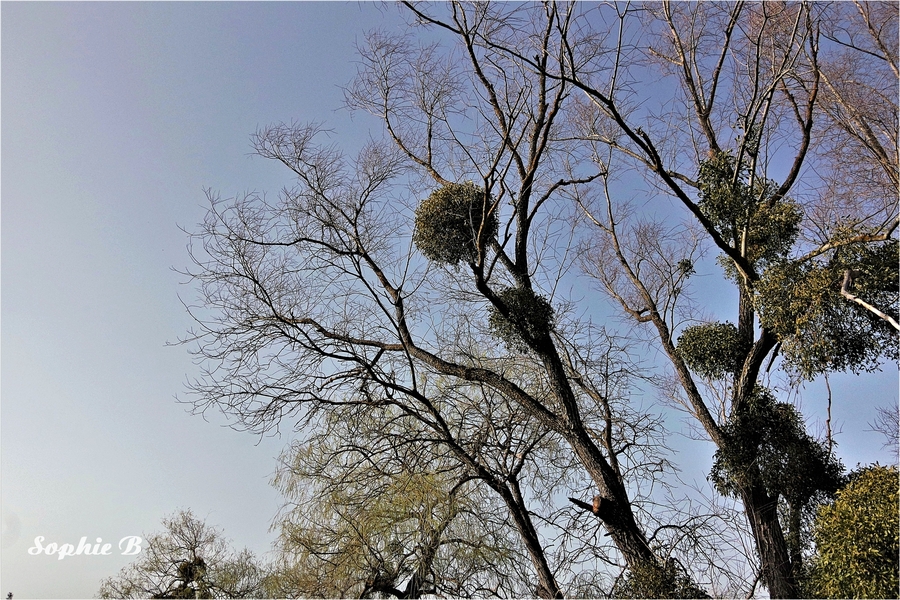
xmin=97 ymin=510 xmax=269 ymax=599
xmin=181 ymin=2 xmax=897 ymax=596
xmin=815 ymin=1 xmax=900 ymax=329
xmin=871 ymin=403 xmax=900 ymax=454
xmin=187 ymin=153 xmax=686 ymax=593
xmin=474 ymin=1 xmax=897 ymax=596
xmin=267 ymin=399 xmax=551 ymax=598
xmin=182 ymin=3 xmax=712 ymax=593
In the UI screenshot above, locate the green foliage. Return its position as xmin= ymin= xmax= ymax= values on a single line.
xmin=269 ymin=417 xmax=526 ymax=599
xmin=612 ymin=559 xmax=710 ymax=599
xmin=756 ymin=239 xmax=899 ymax=379
xmin=710 ymin=388 xmax=844 ymax=506
xmin=676 ymin=322 xmax=750 ymax=379
xmin=711 ymin=388 xmax=844 ymax=581
xmin=487 ymin=286 xmax=555 ymax=350
xmin=272 ymin=469 xmax=457 ymax=597
xmin=698 ymin=151 xmax=802 ymax=269
xmin=413 ymin=182 xmax=498 ymax=265
xmin=806 ymin=465 xmax=899 ymax=599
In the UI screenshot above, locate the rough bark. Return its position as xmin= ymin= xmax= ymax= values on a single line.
xmin=532 ymin=333 xmax=656 ymax=568
xmin=733 ymin=282 xmax=796 ymax=596
xmin=740 ymin=485 xmax=798 ymax=598
xmin=505 ymin=480 xmax=563 ymax=599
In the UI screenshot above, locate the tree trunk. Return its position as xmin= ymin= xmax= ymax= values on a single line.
xmin=733 ymin=282 xmax=800 ymax=597
xmin=741 ymin=483 xmax=798 ymax=598
xmin=568 ymin=436 xmax=657 ymax=567
xmin=504 ymin=487 xmax=564 ymax=598
xmin=535 ymin=335 xmax=658 ymax=569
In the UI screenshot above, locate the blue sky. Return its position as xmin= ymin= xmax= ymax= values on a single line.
xmin=1 ymin=3 xmax=896 ymax=598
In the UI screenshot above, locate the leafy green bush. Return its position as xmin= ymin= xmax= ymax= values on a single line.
xmin=698 ymin=151 xmax=801 ymax=268
xmin=711 ymin=388 xmax=845 ymax=589
xmin=413 ymin=182 xmax=498 ymax=265
xmin=612 ymin=559 xmax=710 ymax=599
xmin=676 ymin=322 xmax=749 ymax=379
xmin=806 ymin=465 xmax=899 ymax=599
xmin=710 ymin=388 xmax=843 ymax=504
xmin=487 ymin=286 xmax=554 ymax=351
xmin=756 ymin=240 xmax=899 ymax=379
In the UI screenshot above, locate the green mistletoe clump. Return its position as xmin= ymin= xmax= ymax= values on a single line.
xmin=488 ymin=286 xmax=555 ymax=351
xmin=676 ymin=321 xmax=749 ymax=379
xmin=413 ymin=182 xmax=498 ymax=265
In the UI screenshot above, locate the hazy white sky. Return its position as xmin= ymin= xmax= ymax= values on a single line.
xmin=1 ymin=3 xmax=896 ymax=599
xmin=2 ymin=3 xmax=406 ymax=597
